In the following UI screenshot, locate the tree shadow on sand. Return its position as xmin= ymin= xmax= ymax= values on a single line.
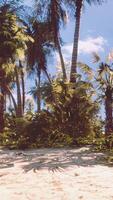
xmin=21 ymin=147 xmax=113 ymax=173
xmin=0 ymin=147 xmax=112 ymax=172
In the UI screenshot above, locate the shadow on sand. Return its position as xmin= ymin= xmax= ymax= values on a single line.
xmin=0 ymin=146 xmax=112 ymax=172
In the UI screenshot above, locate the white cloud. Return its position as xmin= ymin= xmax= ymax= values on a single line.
xmin=55 ymin=36 xmax=107 ymax=77
xmin=79 ymin=36 xmax=106 ymax=54
xmin=62 ymin=36 xmax=107 ymax=57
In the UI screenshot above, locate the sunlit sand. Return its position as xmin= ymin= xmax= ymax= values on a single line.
xmin=0 ymin=147 xmax=113 ymax=200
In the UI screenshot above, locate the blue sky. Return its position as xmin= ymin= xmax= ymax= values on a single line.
xmin=24 ymin=0 xmax=113 ymax=68
xmin=61 ymin=0 xmax=113 ymax=66
xmin=23 ymin=0 xmax=113 ymax=82
xmin=23 ymin=0 xmax=112 ymax=115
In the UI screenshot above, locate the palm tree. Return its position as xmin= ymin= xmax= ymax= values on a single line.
xmin=0 ymin=62 xmax=17 ymax=131
xmin=69 ymin=0 xmax=104 ymax=82
xmin=0 ymin=4 xmax=16 ymax=132
xmin=34 ymin=0 xmax=68 ymax=81
xmin=36 ymin=0 xmax=103 ymax=82
xmin=26 ymin=19 xmax=55 ymax=112
xmin=0 ymin=3 xmax=33 ymax=131
xmin=47 ymin=0 xmax=68 ymax=81
xmin=98 ymin=64 xmax=113 ymax=136
xmin=93 ymin=53 xmax=113 ymax=136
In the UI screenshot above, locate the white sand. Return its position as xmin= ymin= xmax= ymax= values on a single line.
xmin=0 ymin=147 xmax=113 ymax=200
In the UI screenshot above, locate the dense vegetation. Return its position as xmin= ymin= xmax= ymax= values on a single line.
xmin=0 ymin=0 xmax=112 ymax=150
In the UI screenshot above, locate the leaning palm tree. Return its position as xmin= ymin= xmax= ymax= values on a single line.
xmin=34 ymin=0 xmax=68 ymax=81
xmin=47 ymin=0 xmax=68 ymax=81
xmin=68 ymin=0 xmax=104 ymax=82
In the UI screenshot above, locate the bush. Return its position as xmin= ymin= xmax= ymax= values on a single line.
xmin=1 ymin=117 xmax=30 ymax=149
xmin=26 ymin=111 xmax=73 ymax=147
xmin=0 ymin=80 xmax=104 ymax=149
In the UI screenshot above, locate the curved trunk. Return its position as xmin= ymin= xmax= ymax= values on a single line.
xmin=70 ymin=0 xmax=83 ymax=82
xmin=105 ymin=87 xmax=113 ymax=135
xmin=15 ymin=67 xmax=23 ymax=117
xmin=50 ymin=0 xmax=67 ymax=81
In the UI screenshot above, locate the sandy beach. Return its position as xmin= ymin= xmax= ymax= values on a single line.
xmin=0 ymin=147 xmax=113 ymax=200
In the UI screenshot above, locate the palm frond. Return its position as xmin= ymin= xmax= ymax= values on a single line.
xmin=92 ymin=52 xmax=101 ymax=63
xmin=77 ymin=62 xmax=93 ymax=80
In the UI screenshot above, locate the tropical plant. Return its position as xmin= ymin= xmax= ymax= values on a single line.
xmin=26 ymin=18 xmax=55 ymax=111
xmin=40 ymin=78 xmax=99 ymax=142
xmin=0 ymin=2 xmax=33 ymax=132
xmin=93 ymin=52 xmax=113 ymax=136
xmin=34 ymin=0 xmax=68 ymax=81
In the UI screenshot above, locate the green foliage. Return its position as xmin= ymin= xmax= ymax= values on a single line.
xmin=26 ymin=111 xmax=53 ymax=147
xmin=0 ymin=0 xmax=110 ymax=151
xmin=1 ymin=111 xmax=73 ymax=149
xmin=105 ymin=134 xmax=113 ymax=150
xmin=42 ymin=79 xmax=99 ymax=141
xmin=1 ymin=117 xmax=30 ymax=149
xmin=25 ymin=111 xmax=72 ymax=147
xmin=0 ymin=4 xmax=31 ymax=64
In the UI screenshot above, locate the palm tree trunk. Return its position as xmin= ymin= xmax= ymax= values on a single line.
xmin=7 ymin=87 xmax=17 ymax=114
xmin=105 ymin=88 xmax=113 ymax=135
xmin=19 ymin=60 xmax=25 ymax=114
xmin=15 ymin=67 xmax=23 ymax=117
xmin=57 ymin=38 xmax=67 ymax=81
xmin=45 ymin=71 xmax=52 ymax=84
xmin=0 ymin=87 xmax=5 ymax=132
xmin=36 ymin=71 xmax=41 ymax=112
xmin=49 ymin=0 xmax=67 ymax=81
xmin=21 ymin=69 xmax=25 ymax=114
xmin=70 ymin=0 xmax=83 ymax=82
xmin=4 ymin=93 xmax=6 ymax=112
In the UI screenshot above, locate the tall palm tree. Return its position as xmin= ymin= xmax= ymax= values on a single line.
xmin=34 ymin=0 xmax=68 ymax=81
xmin=47 ymin=0 xmax=68 ymax=81
xmin=0 ymin=3 xmax=33 ymax=131
xmin=0 ymin=4 xmax=16 ymax=132
xmin=26 ymin=19 xmax=55 ymax=112
xmin=36 ymin=0 xmax=104 ymax=82
xmin=69 ymin=0 xmax=104 ymax=82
